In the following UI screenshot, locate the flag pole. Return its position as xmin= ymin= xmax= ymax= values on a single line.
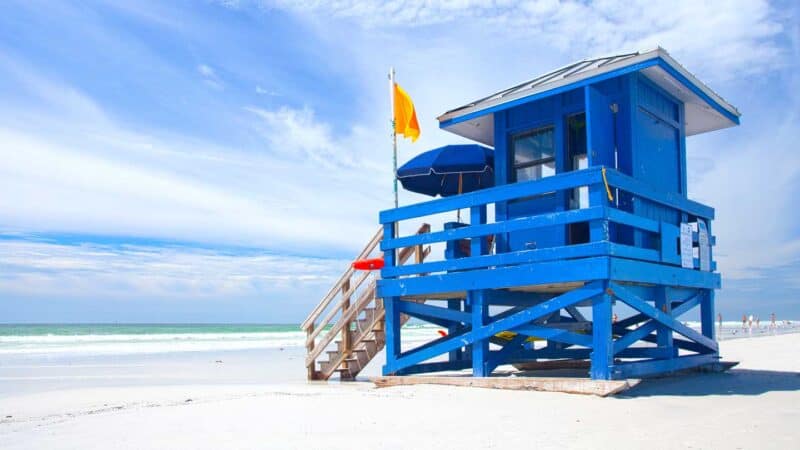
xmin=389 ymin=67 xmax=398 ymax=209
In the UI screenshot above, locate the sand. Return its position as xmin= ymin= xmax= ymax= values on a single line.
xmin=2 ymin=334 xmax=799 ymax=449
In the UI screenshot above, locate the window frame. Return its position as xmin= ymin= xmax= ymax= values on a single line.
xmin=510 ymin=125 xmax=556 ymax=183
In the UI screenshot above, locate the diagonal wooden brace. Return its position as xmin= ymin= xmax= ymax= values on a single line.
xmin=612 ymin=293 xmax=702 ymax=354
xmin=609 ymin=283 xmax=717 ymax=353
xmin=386 ymin=285 xmax=604 ymax=373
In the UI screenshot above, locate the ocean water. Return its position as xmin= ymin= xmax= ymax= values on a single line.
xmin=1 ymin=321 xmax=797 ymax=357
xmin=0 ymin=323 xmax=441 ymax=357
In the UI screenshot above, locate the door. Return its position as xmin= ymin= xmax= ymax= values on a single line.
xmin=566 ymin=112 xmax=589 ymax=244
xmin=506 ymin=125 xmax=561 ymax=250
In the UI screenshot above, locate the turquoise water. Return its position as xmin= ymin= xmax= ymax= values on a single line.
xmin=0 ymin=323 xmax=439 ymax=356
xmin=0 ymin=323 xmax=307 ymax=356
xmin=5 ymin=322 xmax=793 ymax=357
xmin=0 ymin=323 xmax=299 ymax=337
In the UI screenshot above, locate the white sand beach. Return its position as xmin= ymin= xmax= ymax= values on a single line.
xmin=1 ymin=332 xmax=799 ymax=449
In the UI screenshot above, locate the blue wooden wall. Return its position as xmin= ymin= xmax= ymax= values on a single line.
xmin=493 ymin=73 xmax=688 ymax=254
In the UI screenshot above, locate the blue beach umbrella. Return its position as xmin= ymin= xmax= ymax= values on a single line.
xmin=396 ymin=144 xmax=494 ymax=198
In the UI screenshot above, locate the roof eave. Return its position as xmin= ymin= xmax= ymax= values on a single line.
xmin=437 ymin=48 xmax=740 ymax=131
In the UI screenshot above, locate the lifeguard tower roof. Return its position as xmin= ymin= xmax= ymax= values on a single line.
xmin=438 ymin=47 xmax=740 ymax=146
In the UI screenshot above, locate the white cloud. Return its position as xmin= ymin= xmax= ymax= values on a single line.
xmin=266 ymin=0 xmax=786 ymax=82
xmin=690 ymin=111 xmax=800 ymax=280
xmin=0 ymin=239 xmax=349 ymax=299
xmin=197 ymin=63 xmax=223 ymax=89
xmin=0 ymin=61 xmax=386 ymax=254
xmin=255 ymin=85 xmax=279 ymax=96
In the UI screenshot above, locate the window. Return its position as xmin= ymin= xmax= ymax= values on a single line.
xmin=511 ymin=126 xmax=555 ymax=182
xmin=567 ymin=113 xmax=588 ymax=209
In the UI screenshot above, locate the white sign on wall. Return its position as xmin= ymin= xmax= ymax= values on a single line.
xmin=698 ymin=220 xmax=710 ymax=271
xmin=680 ymin=223 xmax=693 ymax=269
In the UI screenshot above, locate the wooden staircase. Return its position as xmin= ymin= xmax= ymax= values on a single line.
xmin=302 ymin=224 xmax=430 ymax=380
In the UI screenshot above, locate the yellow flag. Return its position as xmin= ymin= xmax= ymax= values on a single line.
xmin=393 ymin=82 xmax=420 ymax=142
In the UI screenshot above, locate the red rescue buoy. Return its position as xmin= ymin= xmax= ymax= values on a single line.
xmin=352 ymin=257 xmax=385 ymax=271
xmin=437 ymin=330 xmax=448 ymax=337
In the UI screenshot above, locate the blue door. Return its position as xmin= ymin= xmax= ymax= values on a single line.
xmin=506 ymin=125 xmax=562 ymax=250
xmin=637 ymin=109 xmax=681 ymax=193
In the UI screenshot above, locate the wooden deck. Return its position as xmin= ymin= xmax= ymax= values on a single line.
xmin=372 ymin=374 xmax=640 ymax=397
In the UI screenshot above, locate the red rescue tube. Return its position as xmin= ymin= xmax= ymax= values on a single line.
xmin=351 ymin=257 xmax=385 ymax=271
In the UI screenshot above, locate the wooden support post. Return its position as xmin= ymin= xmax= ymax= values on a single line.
xmin=470 ymin=290 xmax=489 ymax=377
xmin=591 ymin=284 xmax=613 ymax=380
xmin=383 ymin=296 xmax=401 ymax=376
xmin=588 ymin=181 xmax=609 ymax=243
xmin=701 ymin=289 xmax=716 ymax=344
xmin=447 ymin=299 xmax=463 ymax=362
xmin=383 ymin=222 xmax=396 ymax=269
xmin=470 ymin=205 xmax=488 ymax=256
xmin=655 ymin=286 xmax=675 ymax=357
xmin=341 ymin=279 xmax=352 ymax=363
xmin=306 ymin=323 xmax=316 ymax=380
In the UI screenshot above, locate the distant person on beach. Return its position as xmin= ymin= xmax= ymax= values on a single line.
xmin=756 ymin=316 xmax=760 ymax=330
xmin=748 ymin=314 xmax=754 ymax=335
xmin=771 ymin=313 xmax=777 ymax=333
xmin=718 ymin=313 xmax=723 ymax=338
xmin=742 ymin=314 xmax=747 ymax=330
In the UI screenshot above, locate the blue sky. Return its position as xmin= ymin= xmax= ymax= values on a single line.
xmin=1 ymin=0 xmax=799 ymax=323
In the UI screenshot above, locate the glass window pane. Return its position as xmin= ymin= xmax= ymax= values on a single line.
xmin=513 ymin=127 xmax=554 ymax=166
xmin=512 ymin=126 xmax=555 ymax=182
xmin=567 ymin=113 xmax=587 ymax=163
xmin=516 ymin=159 xmax=555 ymax=182
xmin=571 ymin=154 xmax=589 ymax=208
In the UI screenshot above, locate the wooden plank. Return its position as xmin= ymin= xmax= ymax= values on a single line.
xmin=378 ymin=257 xmax=609 ymax=298
xmin=382 ymin=207 xmax=603 ymax=250
xmin=609 ymin=257 xmax=721 ymax=289
xmin=512 ymin=359 xmax=590 ymax=371
xmin=611 ymin=354 xmax=719 ymax=379
xmin=507 ymin=282 xmax=584 ymax=294
xmin=371 ymin=375 xmax=640 ymax=397
xmin=397 ymin=300 xmax=471 ymax=324
xmin=380 ymin=168 xmax=603 ymax=223
xmin=604 ymin=169 xmax=715 ymax=219
xmin=384 ymin=242 xmax=608 ymax=278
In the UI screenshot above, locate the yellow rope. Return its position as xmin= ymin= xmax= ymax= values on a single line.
xmin=601 ymin=167 xmax=614 ymax=202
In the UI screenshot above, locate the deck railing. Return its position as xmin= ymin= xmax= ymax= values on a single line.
xmin=379 ymin=166 xmax=715 ymax=281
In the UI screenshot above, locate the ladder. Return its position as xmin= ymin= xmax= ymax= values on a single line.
xmin=301 ymin=224 xmax=430 ymax=380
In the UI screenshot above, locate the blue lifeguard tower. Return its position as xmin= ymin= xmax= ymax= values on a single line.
xmin=374 ymin=48 xmax=739 ymax=381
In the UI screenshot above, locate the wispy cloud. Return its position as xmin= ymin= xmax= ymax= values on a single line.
xmin=255 ymin=85 xmax=280 ymax=96
xmin=0 ymin=238 xmax=347 ymax=300
xmin=265 ymin=0 xmax=787 ymax=81
xmin=197 ymin=63 xmax=224 ymax=89
xmin=0 ymin=56 xmax=385 ymax=255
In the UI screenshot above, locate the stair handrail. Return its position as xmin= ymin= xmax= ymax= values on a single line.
xmin=303 ymin=223 xmax=430 ymax=377
xmin=305 ymin=278 xmax=378 ymax=367
xmin=314 ymin=246 xmax=431 ymax=378
xmin=300 ymin=227 xmax=382 ymax=331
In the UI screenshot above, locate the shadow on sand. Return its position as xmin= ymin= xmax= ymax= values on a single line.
xmin=621 ymin=369 xmax=800 ymax=397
